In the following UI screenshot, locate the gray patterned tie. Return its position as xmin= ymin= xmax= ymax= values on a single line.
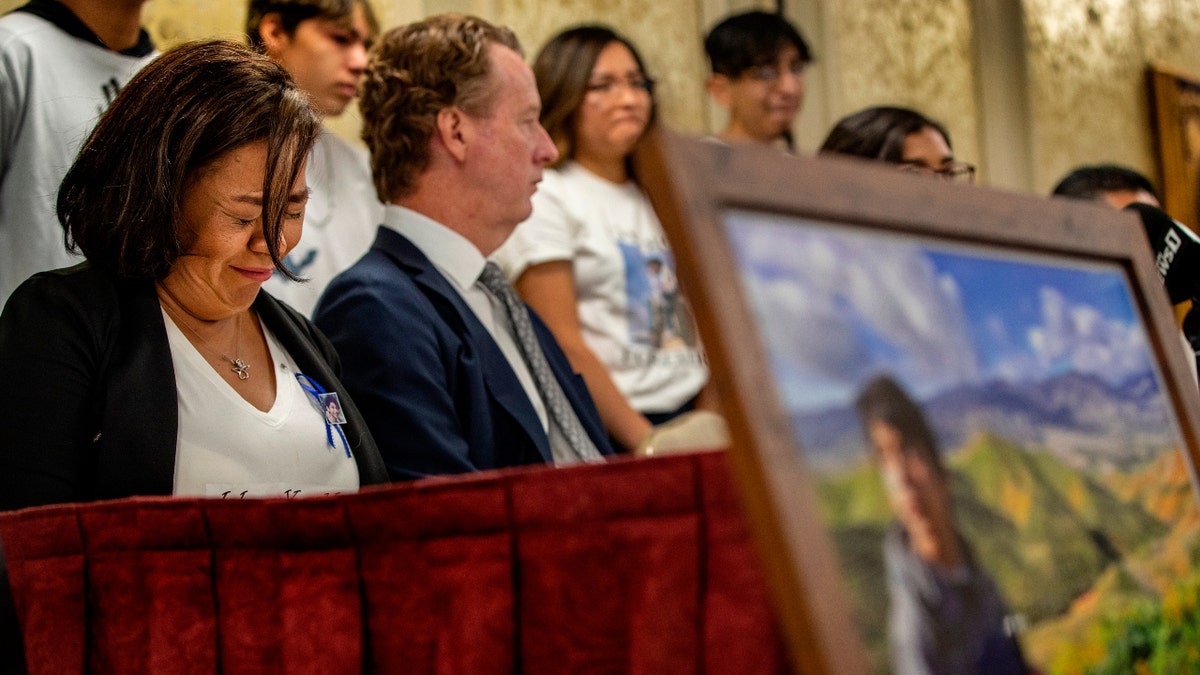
xmin=478 ymin=262 xmax=604 ymax=464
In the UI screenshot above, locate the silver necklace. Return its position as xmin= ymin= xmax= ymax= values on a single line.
xmin=162 ymin=301 xmax=251 ymax=380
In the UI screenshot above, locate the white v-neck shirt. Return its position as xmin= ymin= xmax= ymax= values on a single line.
xmin=163 ymin=310 xmax=359 ymax=498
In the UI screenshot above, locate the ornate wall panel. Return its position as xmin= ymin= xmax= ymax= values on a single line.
xmin=1133 ymin=0 xmax=1200 ymax=79
xmin=1024 ymin=0 xmax=1149 ymax=194
xmin=824 ymin=0 xmax=981 ymax=171
xmin=140 ymin=0 xmax=245 ymax=45
xmin=137 ymin=0 xmax=423 ymax=47
xmin=1023 ymin=0 xmax=1200 ymax=195
xmin=490 ymin=0 xmax=710 ymax=134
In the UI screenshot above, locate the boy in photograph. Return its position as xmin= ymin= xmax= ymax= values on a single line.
xmin=856 ymin=375 xmax=1028 ymax=675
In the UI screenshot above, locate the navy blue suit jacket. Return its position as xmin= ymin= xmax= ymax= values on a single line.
xmin=314 ymin=227 xmax=613 ymax=480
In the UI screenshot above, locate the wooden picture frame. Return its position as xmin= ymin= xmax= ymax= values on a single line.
xmin=1149 ymin=62 xmax=1200 ymax=229
xmin=634 ymin=128 xmax=1200 ymax=674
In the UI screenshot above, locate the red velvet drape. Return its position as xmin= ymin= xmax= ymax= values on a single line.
xmin=0 ymin=451 xmax=788 ymax=674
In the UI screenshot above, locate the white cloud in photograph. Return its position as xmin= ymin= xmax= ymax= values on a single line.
xmin=730 ymin=214 xmax=981 ymax=409
xmin=1021 ymin=286 xmax=1150 ymax=384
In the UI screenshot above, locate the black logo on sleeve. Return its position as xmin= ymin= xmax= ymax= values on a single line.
xmin=96 ymin=77 xmax=122 ymax=115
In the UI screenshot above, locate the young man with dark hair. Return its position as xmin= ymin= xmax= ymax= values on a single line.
xmin=0 ymin=0 xmax=155 ymax=309
xmin=248 ymin=0 xmax=385 ymax=316
xmin=1051 ymin=163 xmax=1160 ymax=210
xmin=703 ymin=10 xmax=811 ymax=148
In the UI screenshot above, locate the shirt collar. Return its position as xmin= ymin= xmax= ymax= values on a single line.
xmin=381 ymin=204 xmax=487 ymax=291
xmin=11 ymin=0 xmax=156 ymax=57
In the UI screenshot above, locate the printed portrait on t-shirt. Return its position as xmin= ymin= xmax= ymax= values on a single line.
xmin=319 ymin=392 xmax=346 ymax=425
xmin=619 ymin=243 xmax=698 ymax=350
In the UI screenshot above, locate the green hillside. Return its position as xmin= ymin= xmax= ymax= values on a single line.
xmin=1108 ymin=447 xmax=1200 ymax=525
xmin=817 ymin=460 xmax=890 ymax=527
xmin=1022 ymin=562 xmax=1159 ymax=673
xmin=1022 ymin=568 xmax=1200 ymax=674
xmin=1109 ymin=449 xmax=1200 ymax=595
xmin=825 ymin=523 xmax=889 ymax=674
xmin=1021 ymin=448 xmax=1200 ymax=673
xmin=952 ymin=433 xmax=1110 ymax=619
xmin=1026 ymin=450 xmax=1167 ymax=555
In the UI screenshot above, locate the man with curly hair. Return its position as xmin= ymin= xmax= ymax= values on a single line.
xmin=314 ymin=13 xmax=613 ymax=479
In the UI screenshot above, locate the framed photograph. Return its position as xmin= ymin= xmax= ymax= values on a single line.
xmin=1148 ymin=62 xmax=1200 ymax=229
xmin=634 ymin=129 xmax=1200 ymax=674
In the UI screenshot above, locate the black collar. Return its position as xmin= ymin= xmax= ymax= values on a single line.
xmin=10 ymin=0 xmax=154 ymax=57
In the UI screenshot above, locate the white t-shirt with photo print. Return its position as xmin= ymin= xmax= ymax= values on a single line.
xmin=491 ymin=161 xmax=708 ymax=414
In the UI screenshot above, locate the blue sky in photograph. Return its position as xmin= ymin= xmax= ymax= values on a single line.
xmin=724 ymin=210 xmax=1155 ymax=412
xmin=927 ymin=250 xmax=1139 ymax=377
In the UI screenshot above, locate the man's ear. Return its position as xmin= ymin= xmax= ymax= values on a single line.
xmin=435 ymin=106 xmax=470 ymax=163
xmin=258 ymin=13 xmax=291 ymax=57
xmin=705 ymin=74 xmax=732 ymax=109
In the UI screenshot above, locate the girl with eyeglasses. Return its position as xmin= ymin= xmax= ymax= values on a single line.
xmin=819 ymin=106 xmax=976 ymax=183
xmin=490 ymin=25 xmax=712 ymax=453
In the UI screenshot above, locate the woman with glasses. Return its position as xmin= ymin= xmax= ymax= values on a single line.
xmin=819 ymin=106 xmax=976 ymax=183
xmin=491 ymin=25 xmax=711 ymax=453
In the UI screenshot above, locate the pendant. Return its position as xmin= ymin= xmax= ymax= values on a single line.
xmin=231 ymin=358 xmax=250 ymax=380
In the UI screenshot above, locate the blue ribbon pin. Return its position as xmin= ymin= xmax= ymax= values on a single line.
xmin=295 ymin=373 xmax=352 ymax=458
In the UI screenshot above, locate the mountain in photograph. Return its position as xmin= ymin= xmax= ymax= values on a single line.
xmin=928 ymin=372 xmax=1173 ymax=471
xmin=794 ymin=370 xmax=1173 ymax=473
